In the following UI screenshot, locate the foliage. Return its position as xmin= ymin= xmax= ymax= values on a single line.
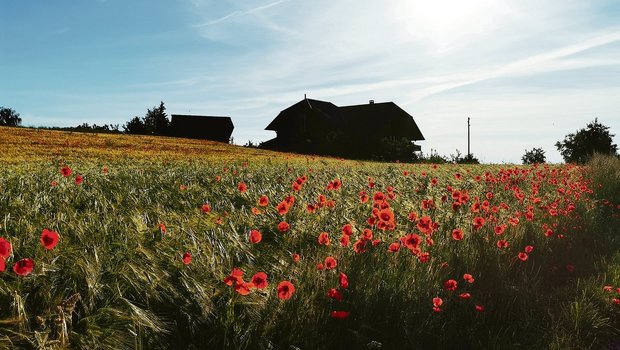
xmin=555 ymin=119 xmax=618 ymax=164
xmin=0 ymin=129 xmax=620 ymax=349
xmin=40 ymin=123 xmax=121 ymax=134
xmin=450 ymin=149 xmax=480 ymax=164
xmin=0 ymin=106 xmax=22 ymax=126
xmin=123 ymin=102 xmax=170 ymax=135
xmin=373 ymin=137 xmax=419 ymax=162
xmin=522 ymin=147 xmax=546 ymax=164
xmin=143 ymin=101 xmax=170 ymax=135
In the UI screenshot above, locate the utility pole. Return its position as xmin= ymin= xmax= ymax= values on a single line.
xmin=467 ymin=117 xmax=471 ymax=158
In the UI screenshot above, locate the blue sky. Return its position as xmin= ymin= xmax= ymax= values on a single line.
xmin=1 ymin=0 xmax=619 ymax=163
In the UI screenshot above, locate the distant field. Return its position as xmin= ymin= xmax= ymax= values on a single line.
xmin=0 ymin=126 xmax=295 ymax=163
xmin=1 ymin=126 xmax=620 ymax=349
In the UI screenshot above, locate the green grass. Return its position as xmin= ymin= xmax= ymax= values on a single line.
xmin=1 ymin=128 xmax=620 ymax=349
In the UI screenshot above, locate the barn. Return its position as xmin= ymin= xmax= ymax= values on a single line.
xmin=170 ymin=115 xmax=234 ymax=143
xmin=261 ymin=97 xmax=424 ymax=159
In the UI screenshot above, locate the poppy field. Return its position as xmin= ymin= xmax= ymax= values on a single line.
xmin=1 ymin=127 xmax=620 ymax=349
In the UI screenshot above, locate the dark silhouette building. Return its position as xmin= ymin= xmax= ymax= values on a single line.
xmin=261 ymin=97 xmax=424 ymax=159
xmin=170 ymin=115 xmax=233 ymax=143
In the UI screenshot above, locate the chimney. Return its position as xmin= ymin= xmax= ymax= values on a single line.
xmin=369 ymin=100 xmax=374 ymax=104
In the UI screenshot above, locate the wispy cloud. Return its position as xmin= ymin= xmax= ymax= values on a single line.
xmin=192 ymin=0 xmax=290 ymax=27
xmin=406 ymin=29 xmax=620 ymax=102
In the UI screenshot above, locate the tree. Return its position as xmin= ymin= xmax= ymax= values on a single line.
xmin=123 ymin=102 xmax=170 ymax=135
xmin=522 ymin=147 xmax=546 ymax=164
xmin=555 ymin=119 xmax=617 ymax=163
xmin=0 ymin=106 xmax=22 ymax=126
xmin=123 ymin=116 xmax=147 ymax=134
xmin=143 ymin=101 xmax=170 ymax=136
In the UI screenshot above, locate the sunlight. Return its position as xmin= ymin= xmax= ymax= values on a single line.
xmin=394 ymin=0 xmax=512 ymax=50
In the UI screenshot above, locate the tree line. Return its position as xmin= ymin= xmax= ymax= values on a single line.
xmin=1 ymin=103 xmax=617 ymax=164
xmin=1 ymin=102 xmax=172 ymax=136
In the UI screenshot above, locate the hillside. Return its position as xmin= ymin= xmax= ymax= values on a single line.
xmin=0 ymin=126 xmax=289 ymax=164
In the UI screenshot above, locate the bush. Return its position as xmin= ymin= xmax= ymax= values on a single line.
xmin=522 ymin=147 xmax=546 ymax=164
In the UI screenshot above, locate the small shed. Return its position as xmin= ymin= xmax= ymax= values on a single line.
xmin=170 ymin=115 xmax=234 ymax=143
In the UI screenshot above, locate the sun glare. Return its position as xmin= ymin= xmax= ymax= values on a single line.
xmin=395 ymin=0 xmax=510 ymax=50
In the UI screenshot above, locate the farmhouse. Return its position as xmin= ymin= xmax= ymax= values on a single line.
xmin=261 ymin=97 xmax=424 ymax=159
xmin=170 ymin=115 xmax=234 ymax=143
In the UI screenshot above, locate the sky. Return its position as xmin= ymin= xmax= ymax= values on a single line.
xmin=1 ymin=0 xmax=619 ymax=163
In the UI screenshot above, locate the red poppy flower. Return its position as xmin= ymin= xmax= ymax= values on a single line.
xmin=342 ymin=224 xmax=353 ymax=236
xmin=566 ymin=264 xmax=575 ymax=273
xmin=292 ymin=253 xmax=300 ymax=263
xmin=327 ymin=288 xmax=343 ymax=302
xmin=251 ymin=272 xmax=268 ymax=289
xmin=603 ymin=285 xmax=614 ymax=292
xmin=362 ymin=229 xmax=373 ymax=241
xmin=74 ymin=175 xmax=84 ymax=186
xmin=223 ymin=268 xmax=244 ymax=286
xmin=258 ymin=195 xmax=269 ymax=207
xmin=276 ymin=201 xmax=289 ymax=215
xmin=408 ymin=212 xmax=418 ymax=222
xmin=201 ymin=204 xmax=211 ymax=213
xmin=524 ymin=245 xmax=534 ymax=253
xmin=40 ymin=229 xmax=59 ymax=250
xmin=452 ymin=229 xmax=464 ymax=241
xmin=235 ymin=281 xmax=254 ymax=295
xmin=292 ymin=182 xmax=302 ymax=191
xmin=353 ymin=239 xmax=368 ymax=254
xmin=60 ymin=166 xmax=72 ymax=177
xmin=0 ymin=258 xmax=4 ymax=272
xmin=473 ymin=217 xmax=485 ymax=230
xmin=475 ymin=304 xmax=485 ymax=312
xmin=51 ymin=181 xmax=58 ymax=187
xmin=388 ymin=242 xmax=401 ymax=252
xmin=432 ymin=297 xmax=443 ymax=307
xmin=444 ymin=279 xmax=458 ymax=292
xmin=238 ymin=182 xmax=247 ymax=193
xmin=182 ymin=252 xmax=192 ymax=265
xmin=316 ymin=263 xmax=324 ymax=270
xmin=544 ymin=229 xmax=554 ymax=237
xmin=401 ymin=234 xmax=421 ymax=250
xmin=277 ymin=281 xmax=295 ymax=300
xmin=494 ymin=225 xmax=506 ymax=235
xmin=249 ymin=229 xmax=262 ymax=244
xmin=459 ymin=292 xmax=471 ymax=299
xmin=418 ymin=252 xmax=430 ymax=263
xmin=330 ymin=311 xmax=350 ymax=319
xmin=339 ymin=272 xmax=349 ymax=289
xmin=158 ymin=223 xmax=167 ymax=234
xmin=463 ymin=274 xmax=475 ymax=283
xmin=251 ymin=207 xmax=261 ymax=215
xmin=277 ymin=221 xmax=290 ymax=232
xmin=496 ymin=240 xmax=508 ymax=249
xmin=13 ymin=258 xmax=34 ymax=276
xmin=339 ymin=234 xmax=350 ymax=247
xmin=324 ymin=256 xmax=337 ymax=270
xmin=417 ymin=216 xmax=434 ymax=235
xmin=318 ymin=232 xmax=330 ymax=246
xmin=0 ymin=238 xmax=11 ymax=259
xmin=432 ymin=306 xmax=442 ymax=313
xmin=517 ymin=252 xmax=528 ymax=261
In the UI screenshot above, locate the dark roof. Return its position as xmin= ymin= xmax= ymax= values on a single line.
xmin=171 ymin=115 xmax=234 ymax=142
xmin=339 ymin=102 xmax=424 ymax=140
xmin=265 ymin=99 xmax=424 ymax=140
xmin=265 ymin=98 xmax=340 ymax=131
